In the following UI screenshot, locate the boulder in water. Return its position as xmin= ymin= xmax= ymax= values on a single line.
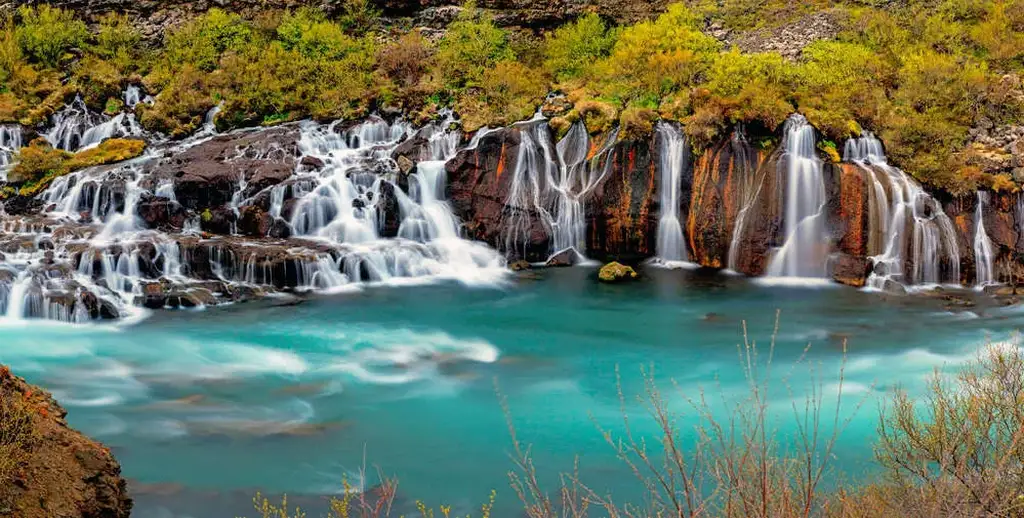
xmin=598 ymin=261 xmax=638 ymax=282
xmin=546 ymin=249 xmax=580 ymax=267
xmin=830 ymin=253 xmax=870 ymax=288
xmin=508 ymin=260 xmax=531 ymax=271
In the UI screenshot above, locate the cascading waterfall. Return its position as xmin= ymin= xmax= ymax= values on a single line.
xmin=974 ymin=190 xmax=995 ymax=287
xmin=503 ymin=118 xmax=618 ymax=261
xmin=653 ymin=122 xmax=690 ymax=264
xmin=766 ymin=114 xmax=828 ymax=279
xmin=44 ymin=95 xmax=143 ymax=151
xmin=0 ymin=125 xmax=23 ymax=181
xmin=845 ymin=132 xmax=961 ymax=289
xmin=286 ymin=114 xmax=505 ymax=286
xmin=1 ymin=98 xmax=507 ymax=322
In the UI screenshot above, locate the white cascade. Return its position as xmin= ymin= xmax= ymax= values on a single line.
xmin=766 ymin=114 xmax=828 ymax=279
xmin=503 ymin=119 xmax=618 ymax=261
xmin=44 ymin=95 xmax=143 ymax=151
xmin=846 ymin=132 xmax=961 ymax=289
xmin=287 ymin=114 xmax=506 ymax=287
xmin=0 ymin=125 xmax=23 ymax=181
xmin=653 ymin=122 xmax=690 ymax=264
xmin=974 ymin=190 xmax=995 ymax=287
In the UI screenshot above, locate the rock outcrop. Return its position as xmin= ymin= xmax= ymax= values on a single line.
xmin=0 ymin=365 xmax=132 ymax=518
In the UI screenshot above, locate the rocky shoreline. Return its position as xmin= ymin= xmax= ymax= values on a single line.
xmin=0 ymin=365 xmax=132 ymax=518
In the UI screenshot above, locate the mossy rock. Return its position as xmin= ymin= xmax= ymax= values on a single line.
xmin=598 ymin=262 xmax=638 ymax=283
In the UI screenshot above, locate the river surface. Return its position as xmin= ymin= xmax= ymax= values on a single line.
xmin=2 ymin=267 xmax=1018 ymax=517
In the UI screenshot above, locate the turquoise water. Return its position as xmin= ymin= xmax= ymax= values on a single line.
xmin=2 ymin=267 xmax=1019 ymax=517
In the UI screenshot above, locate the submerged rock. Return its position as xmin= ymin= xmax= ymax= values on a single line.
xmin=598 ymin=261 xmax=638 ymax=282
xmin=508 ymin=259 xmax=531 ymax=271
xmin=0 ymin=365 xmax=132 ymax=518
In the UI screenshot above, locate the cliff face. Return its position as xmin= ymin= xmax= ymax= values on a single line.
xmin=0 ymin=365 xmax=132 ymax=518
xmin=444 ymin=121 xmax=1022 ymax=288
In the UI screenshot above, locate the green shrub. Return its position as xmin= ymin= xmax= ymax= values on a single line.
xmin=456 ymin=60 xmax=547 ymax=131
xmin=164 ymin=9 xmax=256 ymax=72
xmin=542 ymin=12 xmax=618 ymax=82
xmin=434 ymin=2 xmax=515 ymax=91
xmin=6 ymin=137 xmax=145 ymax=196
xmin=14 ymin=5 xmax=87 ymax=67
xmin=589 ymin=4 xmax=720 ymax=106
xmin=276 ymin=8 xmax=361 ymax=60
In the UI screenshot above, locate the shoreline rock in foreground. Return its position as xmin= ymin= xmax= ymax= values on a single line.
xmin=0 ymin=365 xmax=132 ymax=518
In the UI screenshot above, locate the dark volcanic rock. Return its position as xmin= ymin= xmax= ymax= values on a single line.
xmin=588 ymin=137 xmax=660 ymax=263
xmin=137 ymin=194 xmax=188 ymax=231
xmin=140 ymin=125 xmax=299 ymax=213
xmin=447 ymin=126 xmax=551 ymax=261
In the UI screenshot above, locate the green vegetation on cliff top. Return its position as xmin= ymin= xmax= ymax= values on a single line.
xmin=1 ymin=0 xmax=1023 ymax=194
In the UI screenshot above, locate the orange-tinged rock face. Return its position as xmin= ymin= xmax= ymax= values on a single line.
xmin=837 ymin=163 xmax=868 ymax=258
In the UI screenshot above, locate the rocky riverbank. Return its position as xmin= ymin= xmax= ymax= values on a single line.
xmin=0 ymin=365 xmax=132 ymax=518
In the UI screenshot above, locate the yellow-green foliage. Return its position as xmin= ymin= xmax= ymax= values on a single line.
xmin=435 ymin=3 xmax=515 ymax=91
xmin=163 ymin=9 xmax=256 ymax=73
xmin=543 ymin=13 xmax=618 ymax=82
xmin=2 ymin=1 xmax=1023 ymax=194
xmin=6 ymin=138 xmax=145 ymax=197
xmin=14 ymin=5 xmax=87 ymax=67
xmin=456 ymin=60 xmax=548 ymax=131
xmin=588 ymin=4 xmax=720 ymax=106
xmin=618 ymin=106 xmax=659 ymax=140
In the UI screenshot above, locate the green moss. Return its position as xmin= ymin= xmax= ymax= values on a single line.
xmin=4 ymin=138 xmax=145 ymax=198
xmin=598 ymin=261 xmax=638 ymax=283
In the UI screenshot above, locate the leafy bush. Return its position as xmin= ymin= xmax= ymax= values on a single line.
xmin=456 ymin=60 xmax=547 ymax=131
xmin=588 ymin=4 xmax=719 ymax=107
xmin=163 ymin=9 xmax=256 ymax=72
xmin=434 ymin=3 xmax=515 ymax=91
xmin=14 ymin=5 xmax=87 ymax=67
xmin=542 ymin=13 xmax=618 ymax=82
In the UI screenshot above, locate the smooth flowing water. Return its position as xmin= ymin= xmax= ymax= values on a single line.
xmin=766 ymin=114 xmax=828 ymax=280
xmin=975 ymin=191 xmax=995 ymax=287
xmin=845 ymin=132 xmax=961 ymax=289
xmin=653 ymin=122 xmax=691 ymax=265
xmin=3 ymin=268 xmax=1018 ymax=517
xmin=503 ymin=119 xmax=618 ymax=262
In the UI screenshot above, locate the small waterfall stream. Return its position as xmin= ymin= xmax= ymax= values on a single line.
xmin=44 ymin=96 xmax=143 ymax=151
xmin=974 ymin=190 xmax=995 ymax=287
xmin=503 ymin=118 xmax=618 ymax=262
xmin=845 ymin=132 xmax=961 ymax=289
xmin=726 ymin=127 xmax=766 ymax=273
xmin=653 ymin=122 xmax=691 ymax=265
xmin=0 ymin=125 xmax=23 ymax=181
xmin=765 ymin=114 xmax=828 ymax=279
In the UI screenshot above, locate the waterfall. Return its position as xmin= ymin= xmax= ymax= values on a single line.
xmin=286 ymin=113 xmax=505 ymax=286
xmin=44 ymin=95 xmax=143 ymax=151
xmin=653 ymin=122 xmax=691 ymax=265
xmin=503 ymin=119 xmax=618 ymax=262
xmin=974 ymin=191 xmax=995 ymax=287
xmin=726 ymin=127 xmax=765 ymax=273
xmin=0 ymin=125 xmax=23 ymax=181
xmin=845 ymin=132 xmax=961 ymax=289
xmin=766 ymin=114 xmax=828 ymax=279
xmin=1 ymin=108 xmax=509 ymax=323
